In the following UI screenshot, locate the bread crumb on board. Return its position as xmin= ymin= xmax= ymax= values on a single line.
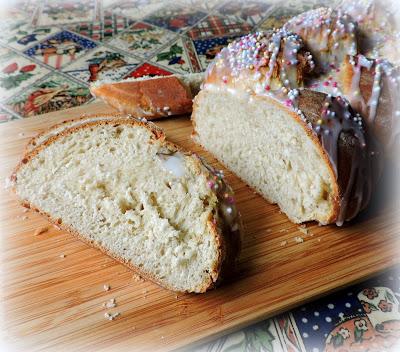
xmin=298 ymin=226 xmax=309 ymax=235
xmin=102 ymin=298 xmax=117 ymax=308
xmin=104 ymin=312 xmax=120 ymax=321
xmin=3 ymin=177 xmax=13 ymax=190
xmin=280 ymin=240 xmax=288 ymax=246
xmin=34 ymin=226 xmax=49 ymax=236
xmin=103 ymin=284 xmax=111 ymax=291
xmin=132 ymin=273 xmax=146 ymax=283
xmin=59 ymin=253 xmax=66 ymax=258
xmin=294 ymin=236 xmax=304 ymax=243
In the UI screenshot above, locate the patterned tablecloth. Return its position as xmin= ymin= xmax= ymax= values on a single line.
xmin=0 ymin=1 xmax=399 ymax=351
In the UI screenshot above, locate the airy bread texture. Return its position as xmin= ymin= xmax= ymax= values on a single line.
xmin=12 ymin=118 xmax=241 ymax=293
xmin=90 ymin=73 xmax=204 ymax=119
xmin=192 ymin=30 xmax=377 ymax=225
xmin=193 ymin=88 xmax=335 ymax=224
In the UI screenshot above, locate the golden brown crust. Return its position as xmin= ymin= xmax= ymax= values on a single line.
xmin=12 ymin=117 xmax=241 ymax=293
xmin=90 ymin=76 xmax=194 ymax=120
xmin=25 ymin=113 xmax=130 ymax=153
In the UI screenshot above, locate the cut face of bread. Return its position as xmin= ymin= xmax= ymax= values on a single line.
xmin=193 ymin=88 xmax=336 ymax=224
xmin=12 ymin=118 xmax=241 ymax=293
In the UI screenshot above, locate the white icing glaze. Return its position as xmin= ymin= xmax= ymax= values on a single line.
xmin=157 ymin=152 xmax=186 ymax=178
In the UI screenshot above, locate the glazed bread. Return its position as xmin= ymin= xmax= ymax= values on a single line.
xmin=338 ymin=55 xmax=400 ymax=149
xmin=12 ymin=117 xmax=241 ymax=293
xmin=192 ymin=30 xmax=379 ymax=225
xmin=337 ymin=0 xmax=400 ymax=65
xmin=283 ymin=7 xmax=357 ymax=72
xmin=283 ymin=6 xmax=399 ymax=151
xmin=90 ymin=73 xmax=204 ymax=119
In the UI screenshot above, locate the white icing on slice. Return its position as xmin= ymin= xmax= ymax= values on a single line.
xmin=158 ymin=152 xmax=186 ymax=178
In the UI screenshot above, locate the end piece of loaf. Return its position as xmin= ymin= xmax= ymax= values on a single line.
xmin=90 ymin=73 xmax=204 ymax=119
xmin=12 ymin=117 xmax=241 ymax=293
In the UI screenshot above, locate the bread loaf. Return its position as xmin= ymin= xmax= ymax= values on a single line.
xmin=192 ymin=29 xmax=380 ymax=225
xmin=90 ymin=73 xmax=204 ymax=119
xmin=12 ymin=117 xmax=242 ymax=293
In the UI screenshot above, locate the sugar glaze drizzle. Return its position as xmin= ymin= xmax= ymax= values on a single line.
xmin=283 ymin=7 xmax=357 ymax=71
xmin=348 ymin=55 xmax=400 ymax=145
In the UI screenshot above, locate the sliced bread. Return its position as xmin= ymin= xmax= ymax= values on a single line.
xmin=12 ymin=117 xmax=242 ymax=293
xmin=90 ymin=73 xmax=204 ymax=119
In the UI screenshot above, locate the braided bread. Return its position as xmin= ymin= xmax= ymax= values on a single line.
xmin=192 ymin=29 xmax=380 ymax=225
xmin=283 ymin=7 xmax=357 ymax=72
xmin=283 ymin=6 xmax=400 ymax=150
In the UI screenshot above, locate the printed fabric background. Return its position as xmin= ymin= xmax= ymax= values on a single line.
xmin=0 ymin=1 xmax=399 ymax=351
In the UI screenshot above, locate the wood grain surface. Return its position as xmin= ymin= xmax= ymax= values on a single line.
xmin=1 ymin=102 xmax=399 ymax=352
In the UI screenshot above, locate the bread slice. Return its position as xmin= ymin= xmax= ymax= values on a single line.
xmin=90 ymin=73 xmax=204 ymax=119
xmin=25 ymin=113 xmax=132 ymax=153
xmin=192 ymin=30 xmax=378 ymax=225
xmin=12 ymin=117 xmax=242 ymax=293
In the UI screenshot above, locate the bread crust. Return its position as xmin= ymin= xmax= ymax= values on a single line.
xmin=90 ymin=76 xmax=194 ymax=120
xmin=25 ymin=113 xmax=130 ymax=153
xmin=283 ymin=7 xmax=357 ymax=73
xmin=12 ymin=117 xmax=241 ymax=293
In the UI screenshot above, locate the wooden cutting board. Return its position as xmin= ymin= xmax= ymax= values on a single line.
xmin=1 ymin=102 xmax=399 ymax=352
